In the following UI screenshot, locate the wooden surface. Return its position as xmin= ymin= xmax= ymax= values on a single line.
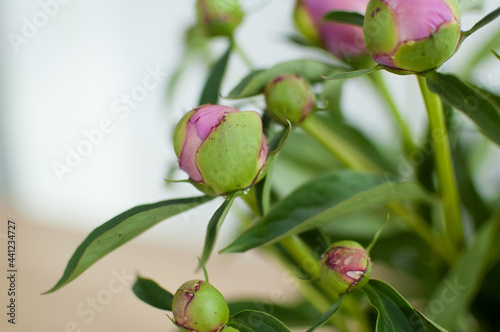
xmin=0 ymin=204 xmax=302 ymax=332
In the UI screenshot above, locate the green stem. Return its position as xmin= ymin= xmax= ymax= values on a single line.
xmin=232 ymin=39 xmax=254 ymax=70
xmin=280 ymin=236 xmax=320 ymax=280
xmin=265 ymin=243 xmax=354 ymax=331
xmin=417 ymin=76 xmax=464 ymax=248
xmin=301 ymin=116 xmax=378 ymax=172
xmin=369 ymin=71 xmax=416 ymax=154
xmin=388 ymin=203 xmax=456 ymax=263
xmin=301 ymin=113 xmax=456 ymax=262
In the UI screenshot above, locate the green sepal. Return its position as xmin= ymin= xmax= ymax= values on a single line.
xmin=197 ymin=111 xmax=265 ymax=195
xmin=173 ymin=110 xmax=196 ymax=158
xmin=364 ymin=0 xmax=398 ymax=55
xmin=393 ymin=22 xmax=461 ymax=72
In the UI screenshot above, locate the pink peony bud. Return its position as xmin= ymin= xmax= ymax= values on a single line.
xmin=295 ymin=0 xmax=370 ymax=60
xmin=363 ymin=0 xmax=461 ymax=72
xmin=174 ymin=104 xmax=268 ymax=196
xmin=319 ymin=240 xmax=372 ymax=294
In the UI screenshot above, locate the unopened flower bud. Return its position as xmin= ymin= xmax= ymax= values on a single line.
xmin=363 ymin=0 xmax=461 ymax=72
xmin=319 ymin=240 xmax=372 ymax=294
xmin=264 ymin=75 xmax=316 ymax=125
xmin=294 ymin=0 xmax=370 ymax=60
xmin=172 ymin=280 xmax=230 ymax=332
xmin=196 ymin=0 xmax=244 ymax=37
xmin=174 ymin=104 xmax=268 ymax=196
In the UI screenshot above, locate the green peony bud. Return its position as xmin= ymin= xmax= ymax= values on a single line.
xmin=363 ymin=0 xmax=461 ymax=72
xmin=172 ymin=280 xmax=229 ymax=332
xmin=264 ymin=75 xmax=316 ymax=125
xmin=174 ymin=104 xmax=268 ymax=196
xmin=319 ymin=240 xmax=372 ymax=294
xmin=196 ymin=0 xmax=244 ymax=37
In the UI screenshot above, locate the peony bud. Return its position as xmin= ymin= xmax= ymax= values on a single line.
xmin=294 ymin=0 xmax=370 ymax=60
xmin=196 ymin=0 xmax=244 ymax=37
xmin=319 ymin=240 xmax=372 ymax=293
xmin=172 ymin=280 xmax=229 ymax=332
xmin=264 ymin=75 xmax=316 ymax=125
xmin=174 ymin=104 xmax=268 ymax=196
xmin=363 ymin=0 xmax=461 ymax=72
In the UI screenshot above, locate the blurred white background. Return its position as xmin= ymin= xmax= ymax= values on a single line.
xmin=1 ymin=0 xmax=499 ymax=246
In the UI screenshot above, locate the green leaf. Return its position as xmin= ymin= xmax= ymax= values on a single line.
xmin=285 ymin=33 xmax=317 ymax=48
xmin=227 ymin=310 xmax=291 ymax=332
xmin=228 ymin=300 xmax=320 ymax=327
xmin=363 ymin=279 xmax=447 ymax=332
xmin=132 ymin=276 xmax=174 ymax=311
xmin=199 ymin=194 xmax=237 ymax=268
xmin=493 ymin=50 xmax=500 ymax=60
xmin=198 ymin=40 xmax=233 ymax=105
xmin=425 ymin=71 xmax=500 ymax=146
xmin=425 ymin=210 xmax=500 ymax=329
xmin=226 ymin=59 xmax=346 ymax=99
xmin=321 ymin=65 xmax=382 ymax=80
xmin=222 ymin=171 xmax=433 ymax=253
xmin=322 ymin=117 xmax=396 ymax=173
xmin=45 ymin=195 xmax=213 ymax=293
xmin=324 ymin=11 xmax=364 ymax=26
xmin=306 ymin=294 xmax=345 ymax=332
xmin=461 ymin=6 xmax=500 ymax=40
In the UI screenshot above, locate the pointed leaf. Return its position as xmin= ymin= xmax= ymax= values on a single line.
xmin=45 ymin=195 xmax=213 ymax=293
xmin=425 ymin=71 xmax=500 ymax=146
xmin=132 ymin=276 xmax=174 ymax=311
xmin=228 ymin=300 xmax=320 ymax=327
xmin=324 ymin=11 xmax=364 ymax=26
xmin=199 ymin=41 xmax=233 ymax=105
xmin=321 ymin=65 xmax=382 ymax=80
xmin=493 ymin=50 xmax=500 ymax=60
xmin=461 ymin=6 xmax=500 ymax=40
xmin=226 ymin=59 xmax=346 ymax=99
xmin=222 ymin=171 xmax=433 ymax=253
xmin=285 ymin=33 xmax=317 ymax=48
xmin=306 ymin=294 xmax=345 ymax=332
xmin=363 ymin=279 xmax=447 ymax=332
xmin=199 ymin=194 xmax=237 ymax=268
xmin=425 ymin=210 xmax=500 ymax=329
xmin=227 ymin=310 xmax=291 ymax=332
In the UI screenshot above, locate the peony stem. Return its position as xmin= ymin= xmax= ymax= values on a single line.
xmin=417 ymin=76 xmax=464 ymax=248
xmin=369 ymin=71 xmax=416 ymax=154
xmin=301 ymin=113 xmax=456 ymax=263
xmin=301 ymin=116 xmax=378 ymax=172
xmin=232 ymin=38 xmax=254 ymax=70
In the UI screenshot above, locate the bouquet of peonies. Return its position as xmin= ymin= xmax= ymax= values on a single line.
xmin=46 ymin=0 xmax=500 ymax=331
